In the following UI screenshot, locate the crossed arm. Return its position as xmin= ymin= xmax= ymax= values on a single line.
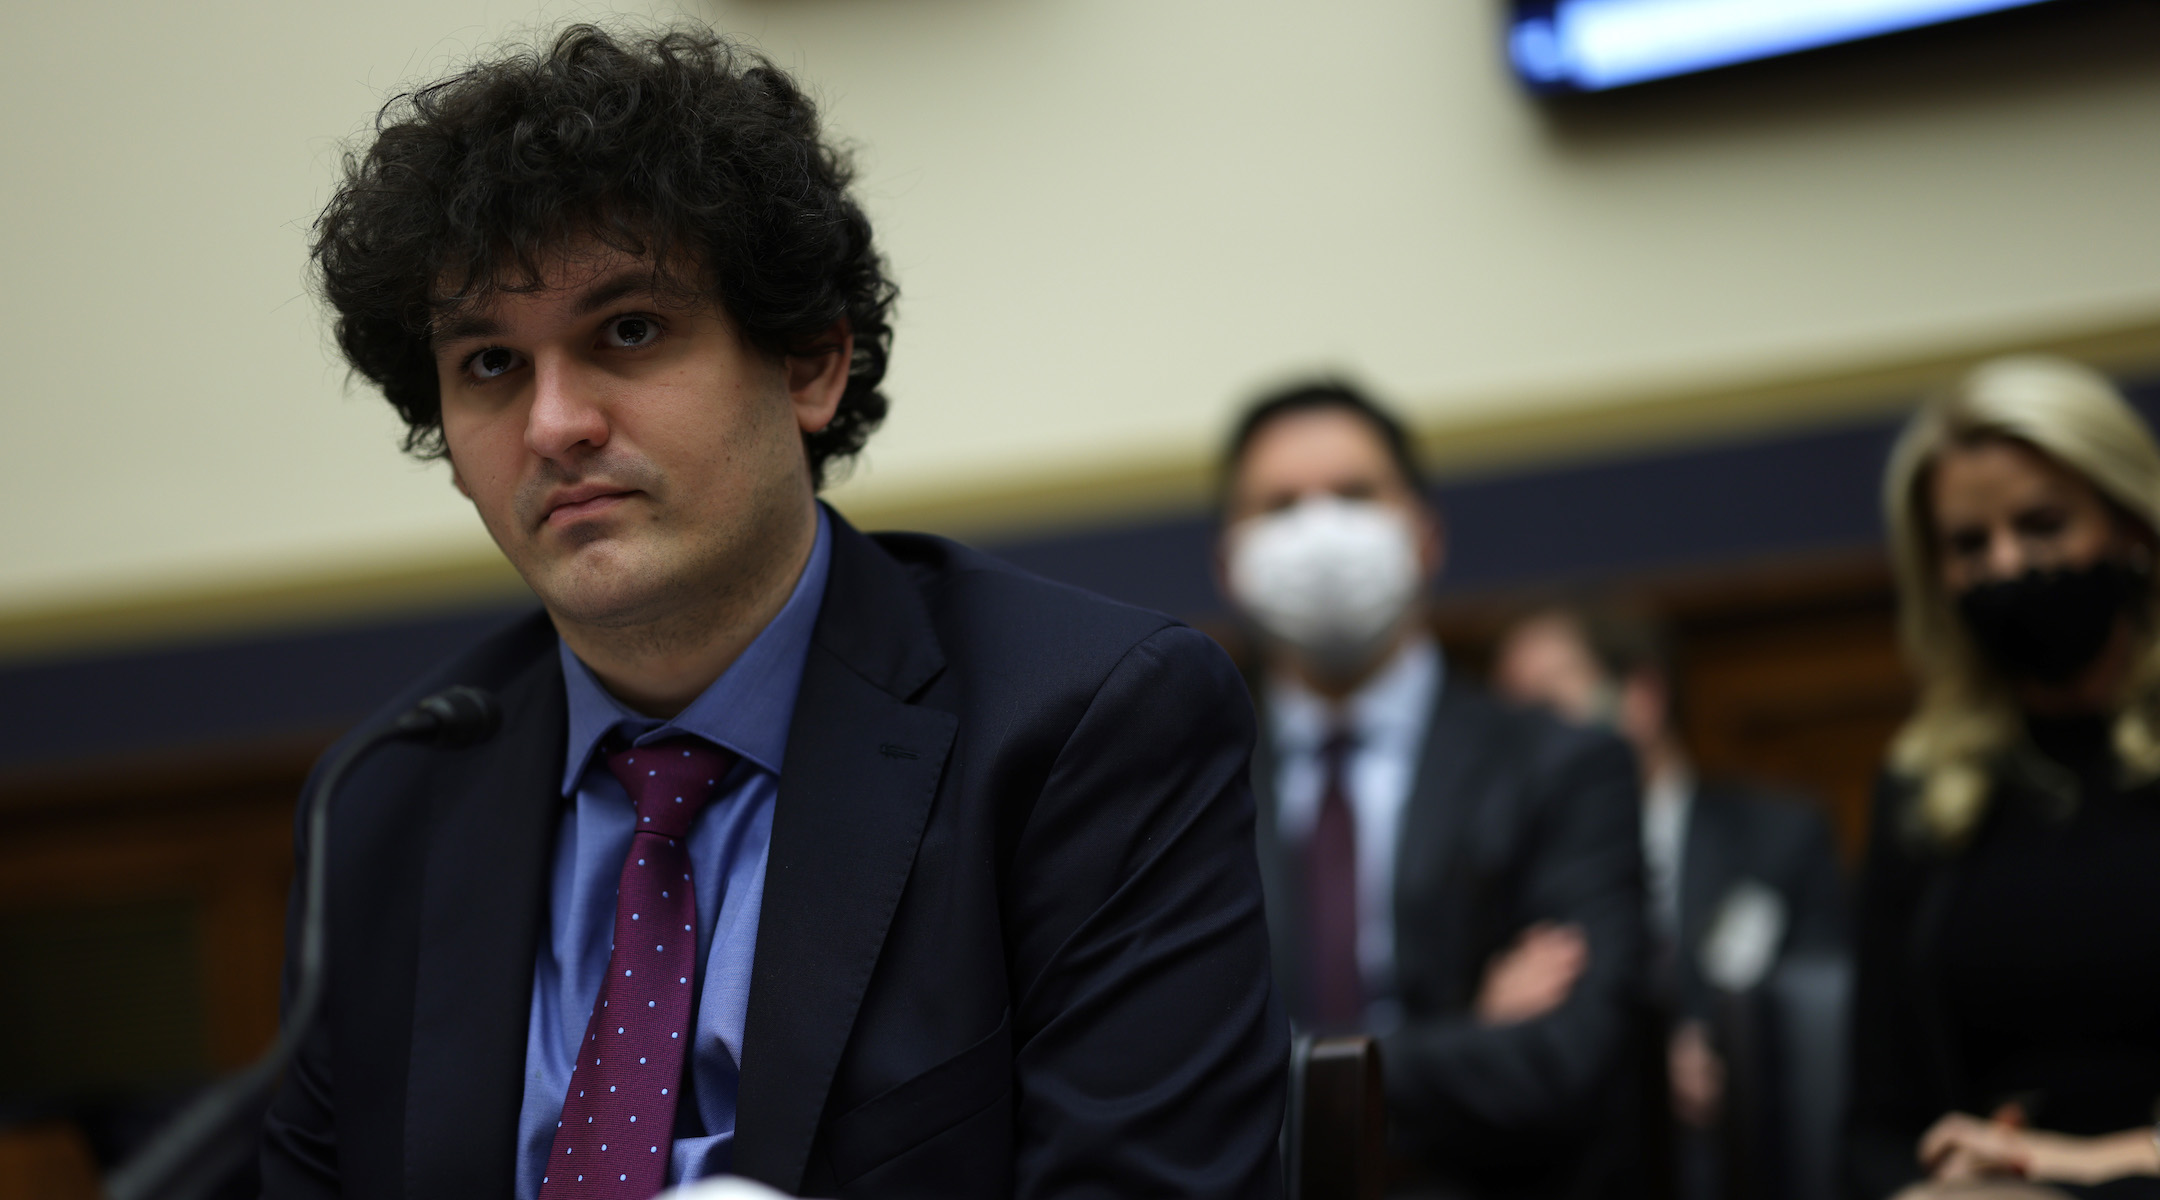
xmin=1381 ymin=734 xmax=1645 ymax=1147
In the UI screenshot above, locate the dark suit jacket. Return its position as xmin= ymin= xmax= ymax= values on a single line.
xmin=1842 ymin=762 xmax=2158 ymax=1200
xmin=1252 ymin=679 xmax=1647 ymax=1200
xmin=260 ymin=515 xmax=1287 ymax=1199
xmin=1668 ymin=782 xmax=1847 ymax=1025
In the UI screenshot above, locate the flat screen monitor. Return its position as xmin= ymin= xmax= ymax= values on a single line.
xmin=1508 ymin=0 xmax=2063 ymax=93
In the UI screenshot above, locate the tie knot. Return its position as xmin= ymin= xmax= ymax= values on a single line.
xmin=605 ymin=737 xmax=736 ymax=839
xmin=1320 ymin=728 xmax=1357 ymax=766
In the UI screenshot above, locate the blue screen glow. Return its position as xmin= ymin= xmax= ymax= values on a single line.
xmin=1509 ymin=0 xmax=2059 ymax=92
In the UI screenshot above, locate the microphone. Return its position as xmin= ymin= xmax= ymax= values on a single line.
xmin=104 ymin=686 xmax=503 ymax=1200
xmin=391 ymin=684 xmax=503 ymax=746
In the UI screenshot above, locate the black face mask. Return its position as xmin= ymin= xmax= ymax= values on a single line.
xmin=1955 ymin=559 xmax=2150 ymax=684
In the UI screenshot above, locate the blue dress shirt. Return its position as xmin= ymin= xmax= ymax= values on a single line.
xmin=514 ymin=508 xmax=831 ymax=1198
xmin=1267 ymin=636 xmax=1441 ymax=1033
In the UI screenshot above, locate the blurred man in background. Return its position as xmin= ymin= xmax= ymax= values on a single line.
xmin=1495 ymin=603 xmax=1846 ymax=1200
xmin=1219 ymin=380 xmax=1647 ymax=1199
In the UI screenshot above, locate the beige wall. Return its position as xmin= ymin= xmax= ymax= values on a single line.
xmin=7 ymin=0 xmax=2160 ymax=625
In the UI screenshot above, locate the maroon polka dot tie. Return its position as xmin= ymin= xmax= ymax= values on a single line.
xmin=539 ymin=738 xmax=735 ymax=1199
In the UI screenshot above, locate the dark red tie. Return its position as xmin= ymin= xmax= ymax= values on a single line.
xmin=1307 ymin=730 xmax=1363 ymax=1030
xmin=539 ymin=738 xmax=735 ymax=1199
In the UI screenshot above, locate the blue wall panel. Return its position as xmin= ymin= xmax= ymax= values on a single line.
xmin=8 ymin=377 xmax=2154 ymax=772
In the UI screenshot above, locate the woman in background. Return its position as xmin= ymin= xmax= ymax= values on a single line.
xmin=1851 ymin=355 xmax=2160 ymax=1200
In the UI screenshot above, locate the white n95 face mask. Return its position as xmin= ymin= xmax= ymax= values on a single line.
xmin=1227 ymin=496 xmax=1423 ymax=673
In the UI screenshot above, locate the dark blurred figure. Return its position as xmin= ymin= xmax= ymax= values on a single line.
xmin=1218 ymin=380 xmax=1648 ymax=1200
xmin=1495 ymin=602 xmax=1847 ymax=1200
xmin=1851 ymin=356 xmax=2160 ymax=1200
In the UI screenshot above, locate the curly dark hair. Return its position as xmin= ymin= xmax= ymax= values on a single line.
xmin=312 ymin=22 xmax=895 ymax=487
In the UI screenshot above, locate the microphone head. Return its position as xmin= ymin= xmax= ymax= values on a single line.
xmin=404 ymin=685 xmax=503 ymax=747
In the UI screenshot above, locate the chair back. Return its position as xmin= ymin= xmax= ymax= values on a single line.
xmin=1716 ymin=951 xmax=1853 ymax=1200
xmin=1285 ymin=1035 xmax=1386 ymax=1200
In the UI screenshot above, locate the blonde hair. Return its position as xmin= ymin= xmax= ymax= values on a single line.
xmin=1885 ymin=355 xmax=2160 ymax=846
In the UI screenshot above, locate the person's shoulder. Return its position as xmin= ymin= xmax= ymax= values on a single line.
xmin=861 ymin=530 xmax=1251 ymax=760
xmin=868 ymin=529 xmax=1214 ymax=675
xmin=1444 ymin=679 xmax=1638 ymax=784
xmin=1698 ymin=780 xmax=1834 ymax=837
xmin=1857 ymin=766 xmax=1949 ymax=869
xmin=1454 ymin=680 xmax=1627 ymax=756
xmin=319 ymin=606 xmax=558 ymax=761
xmin=1691 ymin=783 xmax=1846 ymax=891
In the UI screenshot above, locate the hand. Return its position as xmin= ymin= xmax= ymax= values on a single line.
xmin=1474 ymin=921 xmax=1587 ymax=1027
xmin=1668 ymin=1020 xmax=1724 ymax=1129
xmin=1920 ymin=1112 xmax=2160 ymax=1186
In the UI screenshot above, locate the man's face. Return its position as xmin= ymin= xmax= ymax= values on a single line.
xmin=1221 ymin=407 xmax=1443 ymax=574
xmin=1495 ymin=614 xmax=1611 ymax=726
xmin=431 ymin=244 xmax=843 ymax=634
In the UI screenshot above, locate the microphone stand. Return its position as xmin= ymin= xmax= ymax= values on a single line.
xmin=103 ymin=687 xmax=500 ymax=1200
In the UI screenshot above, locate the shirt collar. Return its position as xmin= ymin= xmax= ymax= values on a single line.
xmin=1267 ymin=635 xmax=1444 ymax=755
xmin=1644 ymin=761 xmax=1694 ymax=816
xmin=556 ymin=505 xmax=833 ymax=795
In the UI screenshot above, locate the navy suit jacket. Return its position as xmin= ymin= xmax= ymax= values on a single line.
xmin=260 ymin=515 xmax=1287 ymax=1198
xmin=1253 ymin=682 xmax=1647 ymax=1200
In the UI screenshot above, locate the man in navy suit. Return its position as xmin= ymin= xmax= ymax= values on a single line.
xmin=263 ymin=23 xmax=1285 ymax=1198
xmin=1218 ymin=382 xmax=1647 ymax=1200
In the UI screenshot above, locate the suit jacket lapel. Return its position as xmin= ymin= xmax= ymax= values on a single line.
xmin=1248 ymin=713 xmax=1309 ymax=1022
xmin=404 ymin=648 xmax=567 ymax=1200
xmin=1393 ymin=682 xmax=1491 ymax=1006
xmin=1681 ymin=786 xmax=1779 ymax=1016
xmin=1676 ymin=785 xmax=1725 ymax=1011
xmin=732 ymin=518 xmax=957 ymax=1193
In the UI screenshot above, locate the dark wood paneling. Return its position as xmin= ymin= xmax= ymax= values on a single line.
xmin=0 ymin=739 xmax=321 ymax=1104
xmin=0 ymin=1122 xmax=99 ymax=1200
